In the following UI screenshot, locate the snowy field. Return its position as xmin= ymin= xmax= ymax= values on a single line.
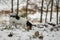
xmin=0 ymin=23 xmax=60 ymax=40
xmin=0 ymin=12 xmax=60 ymax=40
xmin=0 ymin=0 xmax=60 ymax=40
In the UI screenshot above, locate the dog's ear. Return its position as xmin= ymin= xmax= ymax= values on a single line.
xmin=15 ymin=16 xmax=20 ymax=20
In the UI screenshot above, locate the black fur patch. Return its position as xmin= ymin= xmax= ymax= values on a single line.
xmin=10 ymin=15 xmax=20 ymax=20
xmin=26 ymin=21 xmax=32 ymax=29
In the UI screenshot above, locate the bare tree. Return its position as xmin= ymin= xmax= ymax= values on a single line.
xmin=56 ymin=0 xmax=59 ymax=24
xmin=50 ymin=0 xmax=53 ymax=22
xmin=16 ymin=0 xmax=19 ymax=16
xmin=40 ymin=0 xmax=44 ymax=23
xmin=26 ymin=0 xmax=29 ymax=19
xmin=11 ymin=0 xmax=13 ymax=13
xmin=45 ymin=0 xmax=52 ymax=23
xmin=45 ymin=5 xmax=48 ymax=23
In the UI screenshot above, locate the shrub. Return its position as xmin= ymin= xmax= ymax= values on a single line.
xmin=21 ymin=13 xmax=27 ymax=18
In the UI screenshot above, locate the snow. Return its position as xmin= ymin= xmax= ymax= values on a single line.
xmin=0 ymin=14 xmax=60 ymax=40
xmin=0 ymin=0 xmax=60 ymax=40
xmin=28 ymin=12 xmax=60 ymax=24
xmin=0 ymin=24 xmax=60 ymax=40
xmin=0 ymin=0 xmax=59 ymax=10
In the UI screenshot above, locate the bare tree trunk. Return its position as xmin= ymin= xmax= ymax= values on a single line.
xmin=16 ymin=0 xmax=19 ymax=16
xmin=40 ymin=0 xmax=44 ymax=23
xmin=50 ymin=0 xmax=53 ymax=22
xmin=45 ymin=0 xmax=52 ymax=23
xmin=56 ymin=0 xmax=59 ymax=24
xmin=45 ymin=5 xmax=48 ymax=23
xmin=11 ymin=0 xmax=13 ymax=13
xmin=26 ymin=0 xmax=29 ymax=19
xmin=47 ymin=0 xmax=52 ymax=7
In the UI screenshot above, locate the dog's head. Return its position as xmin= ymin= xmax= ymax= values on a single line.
xmin=10 ymin=15 xmax=20 ymax=20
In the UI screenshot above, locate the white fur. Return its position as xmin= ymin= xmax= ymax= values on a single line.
xmin=10 ymin=17 xmax=27 ymax=28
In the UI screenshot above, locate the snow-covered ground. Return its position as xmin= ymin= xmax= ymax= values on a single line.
xmin=0 ymin=23 xmax=60 ymax=40
xmin=0 ymin=12 xmax=60 ymax=40
xmin=0 ymin=0 xmax=60 ymax=40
